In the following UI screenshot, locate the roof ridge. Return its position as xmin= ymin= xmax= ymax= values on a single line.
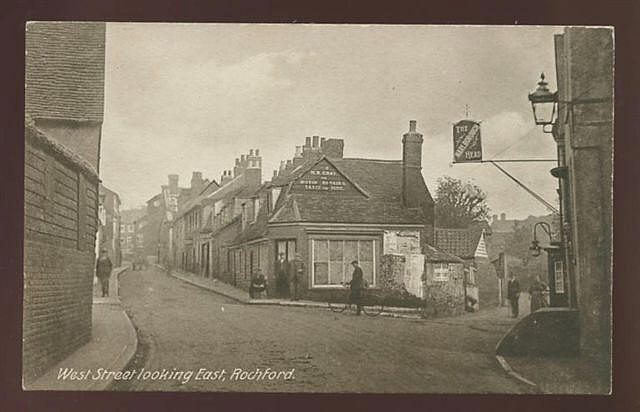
xmin=339 ymin=158 xmax=402 ymax=163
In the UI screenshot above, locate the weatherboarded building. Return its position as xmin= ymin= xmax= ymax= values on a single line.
xmin=23 ymin=22 xmax=106 ymax=385
xmin=434 ymin=224 xmax=496 ymax=310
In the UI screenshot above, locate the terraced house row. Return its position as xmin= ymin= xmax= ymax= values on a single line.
xmin=165 ymin=121 xmax=497 ymax=310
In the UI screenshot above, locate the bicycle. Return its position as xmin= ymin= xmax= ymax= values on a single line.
xmin=327 ymin=283 xmax=385 ymax=317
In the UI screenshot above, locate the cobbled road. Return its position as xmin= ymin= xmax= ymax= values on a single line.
xmin=115 ymin=266 xmax=531 ymax=393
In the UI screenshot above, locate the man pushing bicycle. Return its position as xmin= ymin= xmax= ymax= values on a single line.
xmin=347 ymin=260 xmax=365 ymax=315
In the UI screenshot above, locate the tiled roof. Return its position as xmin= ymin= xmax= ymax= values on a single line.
xmin=232 ymin=207 xmax=270 ymax=244
xmin=423 ymin=244 xmax=465 ymax=263
xmin=269 ymin=156 xmax=433 ymax=225
xmin=25 ymin=22 xmax=106 ymax=122
xmin=434 ymin=223 xmax=491 ymax=259
xmin=434 ymin=228 xmax=474 ymax=258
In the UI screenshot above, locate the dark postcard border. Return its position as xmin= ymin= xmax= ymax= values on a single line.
xmin=1 ymin=0 xmax=638 ymax=411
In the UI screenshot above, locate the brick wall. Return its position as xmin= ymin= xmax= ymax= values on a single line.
xmin=23 ymin=136 xmax=99 ymax=385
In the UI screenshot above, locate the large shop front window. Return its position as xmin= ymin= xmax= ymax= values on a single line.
xmin=311 ymin=239 xmax=376 ymax=287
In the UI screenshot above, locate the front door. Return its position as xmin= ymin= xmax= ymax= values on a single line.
xmin=275 ymin=240 xmax=296 ymax=297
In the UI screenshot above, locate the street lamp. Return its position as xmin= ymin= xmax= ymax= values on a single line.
xmin=529 ymin=222 xmax=552 ymax=257
xmin=528 ymin=73 xmax=558 ymax=133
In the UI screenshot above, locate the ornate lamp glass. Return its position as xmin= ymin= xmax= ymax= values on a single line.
xmin=528 ymin=73 xmax=558 ymax=133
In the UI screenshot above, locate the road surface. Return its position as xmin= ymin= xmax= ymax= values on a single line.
xmin=115 ymin=266 xmax=530 ymax=393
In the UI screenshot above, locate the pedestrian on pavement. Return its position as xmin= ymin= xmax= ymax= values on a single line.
xmin=347 ymin=260 xmax=365 ymax=315
xmin=289 ymin=253 xmax=305 ymax=301
xmin=276 ymin=252 xmax=289 ymax=298
xmin=96 ymin=248 xmax=113 ymax=297
xmin=507 ymin=273 xmax=520 ymax=318
xmin=249 ymin=269 xmax=267 ymax=299
xmin=529 ymin=275 xmax=548 ymax=312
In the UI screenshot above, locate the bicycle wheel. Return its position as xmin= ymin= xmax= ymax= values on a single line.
xmin=362 ymin=303 xmax=383 ymax=317
xmin=328 ymin=301 xmax=349 ymax=313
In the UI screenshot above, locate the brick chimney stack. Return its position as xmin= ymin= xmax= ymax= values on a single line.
xmin=191 ymin=171 xmax=204 ymax=191
xmin=168 ymin=174 xmax=179 ymax=195
xmin=321 ymin=138 xmax=344 ymax=159
xmin=401 ymin=120 xmax=435 ymax=245
xmin=293 ymin=145 xmax=304 ymax=167
xmin=244 ymin=148 xmax=262 ymax=188
xmin=221 ymin=170 xmax=233 ymax=186
xmin=233 ymin=158 xmax=241 ymax=178
xmin=402 ymin=120 xmax=424 ymax=209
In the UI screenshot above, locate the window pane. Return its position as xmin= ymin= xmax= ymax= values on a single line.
xmin=361 ymin=261 xmax=374 ymax=285
xmin=329 ymin=262 xmax=344 ymax=284
xmin=344 ymin=241 xmax=357 ymax=263
xmin=314 ymin=262 xmax=328 ymax=285
xmin=329 ymin=240 xmax=343 ymax=262
xmin=359 ymin=240 xmax=373 ymax=262
xmin=344 ymin=263 xmax=353 ymax=283
xmin=314 ymin=240 xmax=328 ymax=261
xmin=277 ymin=241 xmax=287 ymax=259
xmin=287 ymin=240 xmax=296 ymax=261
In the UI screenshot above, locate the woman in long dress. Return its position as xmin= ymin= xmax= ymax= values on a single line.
xmin=529 ymin=275 xmax=548 ymax=312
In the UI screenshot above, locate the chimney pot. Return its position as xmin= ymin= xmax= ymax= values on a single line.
xmin=501 ymin=213 xmax=506 ymax=221
xmin=273 ymin=170 xmax=278 ymax=177
xmin=305 ymin=136 xmax=311 ymax=147
xmin=321 ymin=137 xmax=326 ymax=146
xmin=249 ymin=149 xmax=254 ymax=156
xmin=241 ymin=154 xmax=246 ymax=162
xmin=409 ymin=120 xmax=417 ymax=132
xmin=235 ymin=158 xmax=240 ymax=165
xmin=255 ymin=149 xmax=260 ymax=156
xmin=312 ymin=136 xmax=319 ymax=147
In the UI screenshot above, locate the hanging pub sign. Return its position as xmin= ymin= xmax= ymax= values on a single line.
xmin=453 ymin=119 xmax=483 ymax=163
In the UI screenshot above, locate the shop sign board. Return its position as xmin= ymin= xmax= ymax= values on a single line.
xmin=294 ymin=161 xmax=356 ymax=194
xmin=453 ymin=120 xmax=482 ymax=163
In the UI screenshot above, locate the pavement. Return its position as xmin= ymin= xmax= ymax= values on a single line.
xmin=27 ymin=266 xmax=138 ymax=391
xmin=116 ymin=265 xmax=536 ymax=393
xmin=167 ymin=266 xmax=432 ymax=317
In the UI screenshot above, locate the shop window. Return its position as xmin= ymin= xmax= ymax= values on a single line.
xmin=433 ymin=263 xmax=449 ymax=281
xmin=311 ymin=239 xmax=376 ymax=287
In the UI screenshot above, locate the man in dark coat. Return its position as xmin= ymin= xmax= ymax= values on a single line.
xmin=96 ymin=248 xmax=113 ymax=297
xmin=347 ymin=260 xmax=365 ymax=315
xmin=289 ymin=253 xmax=305 ymax=301
xmin=507 ymin=273 xmax=521 ymax=318
xmin=276 ymin=252 xmax=289 ymax=298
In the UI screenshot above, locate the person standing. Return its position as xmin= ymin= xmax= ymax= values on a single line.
xmin=96 ymin=248 xmax=113 ymax=297
xmin=249 ymin=269 xmax=267 ymax=299
xmin=289 ymin=253 xmax=305 ymax=301
xmin=507 ymin=273 xmax=521 ymax=318
xmin=276 ymin=252 xmax=289 ymax=298
xmin=529 ymin=275 xmax=548 ymax=312
xmin=347 ymin=260 xmax=365 ymax=315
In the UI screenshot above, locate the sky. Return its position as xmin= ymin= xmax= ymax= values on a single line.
xmin=101 ymin=23 xmax=564 ymax=219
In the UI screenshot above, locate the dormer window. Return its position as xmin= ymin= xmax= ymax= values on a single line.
xmin=271 ymin=187 xmax=281 ymax=210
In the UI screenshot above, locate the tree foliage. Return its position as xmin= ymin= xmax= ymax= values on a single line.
xmin=434 ymin=176 xmax=490 ymax=228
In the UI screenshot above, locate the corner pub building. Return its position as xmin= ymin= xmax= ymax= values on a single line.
xmin=225 ymin=121 xmax=451 ymax=303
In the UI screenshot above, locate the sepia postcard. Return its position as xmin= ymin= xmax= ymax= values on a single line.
xmin=22 ymin=22 xmax=613 ymax=394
